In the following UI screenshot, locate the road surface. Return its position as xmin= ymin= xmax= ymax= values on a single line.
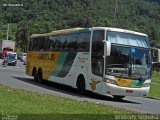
xmin=0 ymin=61 xmax=160 ymax=114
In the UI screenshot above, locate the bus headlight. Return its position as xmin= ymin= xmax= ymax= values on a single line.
xmin=103 ymin=79 xmax=117 ymax=85
xmin=143 ymin=83 xmax=150 ymax=87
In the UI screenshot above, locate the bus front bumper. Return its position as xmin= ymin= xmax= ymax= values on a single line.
xmin=102 ymin=82 xmax=150 ymax=97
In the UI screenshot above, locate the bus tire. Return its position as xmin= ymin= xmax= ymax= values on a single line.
xmin=76 ymin=75 xmax=85 ymax=94
xmin=113 ymin=95 xmax=125 ymax=100
xmin=33 ymin=72 xmax=38 ymax=82
xmin=37 ymin=69 xmax=43 ymax=84
xmin=33 ymin=68 xmax=38 ymax=81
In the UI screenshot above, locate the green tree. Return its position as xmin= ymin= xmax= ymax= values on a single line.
xmin=0 ymin=0 xmax=159 ymax=51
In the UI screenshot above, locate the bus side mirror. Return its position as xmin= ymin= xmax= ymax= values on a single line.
xmin=158 ymin=49 xmax=160 ymax=63
xmin=103 ymin=40 xmax=111 ymax=56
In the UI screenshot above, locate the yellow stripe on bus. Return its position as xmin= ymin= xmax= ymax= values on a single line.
xmin=27 ymin=51 xmax=61 ymax=80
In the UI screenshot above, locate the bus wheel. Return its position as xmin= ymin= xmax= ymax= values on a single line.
xmin=33 ymin=72 xmax=38 ymax=81
xmin=113 ymin=95 xmax=125 ymax=100
xmin=37 ymin=70 xmax=43 ymax=84
xmin=76 ymin=75 xmax=85 ymax=94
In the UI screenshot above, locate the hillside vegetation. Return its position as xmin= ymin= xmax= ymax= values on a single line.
xmin=0 ymin=0 xmax=160 ymax=51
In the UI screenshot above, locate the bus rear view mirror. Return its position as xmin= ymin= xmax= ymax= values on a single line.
xmin=158 ymin=49 xmax=160 ymax=63
xmin=103 ymin=40 xmax=111 ymax=56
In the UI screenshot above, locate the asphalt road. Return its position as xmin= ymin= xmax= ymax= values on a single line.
xmin=0 ymin=61 xmax=160 ymax=114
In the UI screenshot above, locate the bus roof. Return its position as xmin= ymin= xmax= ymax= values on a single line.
xmin=30 ymin=27 xmax=89 ymax=38
xmin=30 ymin=27 xmax=148 ymax=38
xmin=92 ymin=27 xmax=148 ymax=37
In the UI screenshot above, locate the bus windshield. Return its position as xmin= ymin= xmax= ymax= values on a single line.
xmin=106 ymin=32 xmax=151 ymax=80
xmin=107 ymin=31 xmax=150 ymax=48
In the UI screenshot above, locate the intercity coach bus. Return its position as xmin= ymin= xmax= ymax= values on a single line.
xmin=26 ymin=27 xmax=152 ymax=99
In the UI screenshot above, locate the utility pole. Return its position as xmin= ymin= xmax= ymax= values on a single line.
xmin=6 ymin=24 xmax=9 ymax=40
xmin=113 ymin=0 xmax=117 ymax=27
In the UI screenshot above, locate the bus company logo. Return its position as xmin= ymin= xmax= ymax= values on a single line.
xmin=38 ymin=53 xmax=55 ymax=61
xmin=90 ymin=80 xmax=100 ymax=90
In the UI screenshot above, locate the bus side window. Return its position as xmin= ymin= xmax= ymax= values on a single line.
xmin=59 ymin=35 xmax=66 ymax=51
xmin=38 ymin=37 xmax=47 ymax=51
xmin=62 ymin=40 xmax=68 ymax=51
xmin=55 ymin=42 xmax=62 ymax=51
xmin=91 ymin=30 xmax=104 ymax=77
xmin=77 ymin=32 xmax=90 ymax=52
xmin=50 ymin=43 xmax=54 ymax=51
xmin=77 ymin=42 xmax=86 ymax=52
xmin=32 ymin=38 xmax=39 ymax=51
xmin=48 ymin=36 xmax=55 ymax=51
xmin=54 ymin=36 xmax=62 ymax=51
xmin=44 ymin=37 xmax=51 ymax=51
xmin=67 ymin=34 xmax=78 ymax=51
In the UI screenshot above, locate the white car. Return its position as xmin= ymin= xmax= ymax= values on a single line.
xmin=21 ymin=53 xmax=27 ymax=62
xmin=24 ymin=57 xmax=27 ymax=65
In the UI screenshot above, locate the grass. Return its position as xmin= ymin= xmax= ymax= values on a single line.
xmin=0 ymin=84 xmax=137 ymax=120
xmin=149 ymin=71 xmax=160 ymax=98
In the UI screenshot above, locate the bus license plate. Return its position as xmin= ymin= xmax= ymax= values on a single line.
xmin=126 ymin=90 xmax=133 ymax=93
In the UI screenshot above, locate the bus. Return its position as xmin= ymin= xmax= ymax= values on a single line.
xmin=26 ymin=27 xmax=152 ymax=99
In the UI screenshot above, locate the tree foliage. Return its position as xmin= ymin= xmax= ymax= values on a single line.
xmin=0 ymin=0 xmax=160 ymax=51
